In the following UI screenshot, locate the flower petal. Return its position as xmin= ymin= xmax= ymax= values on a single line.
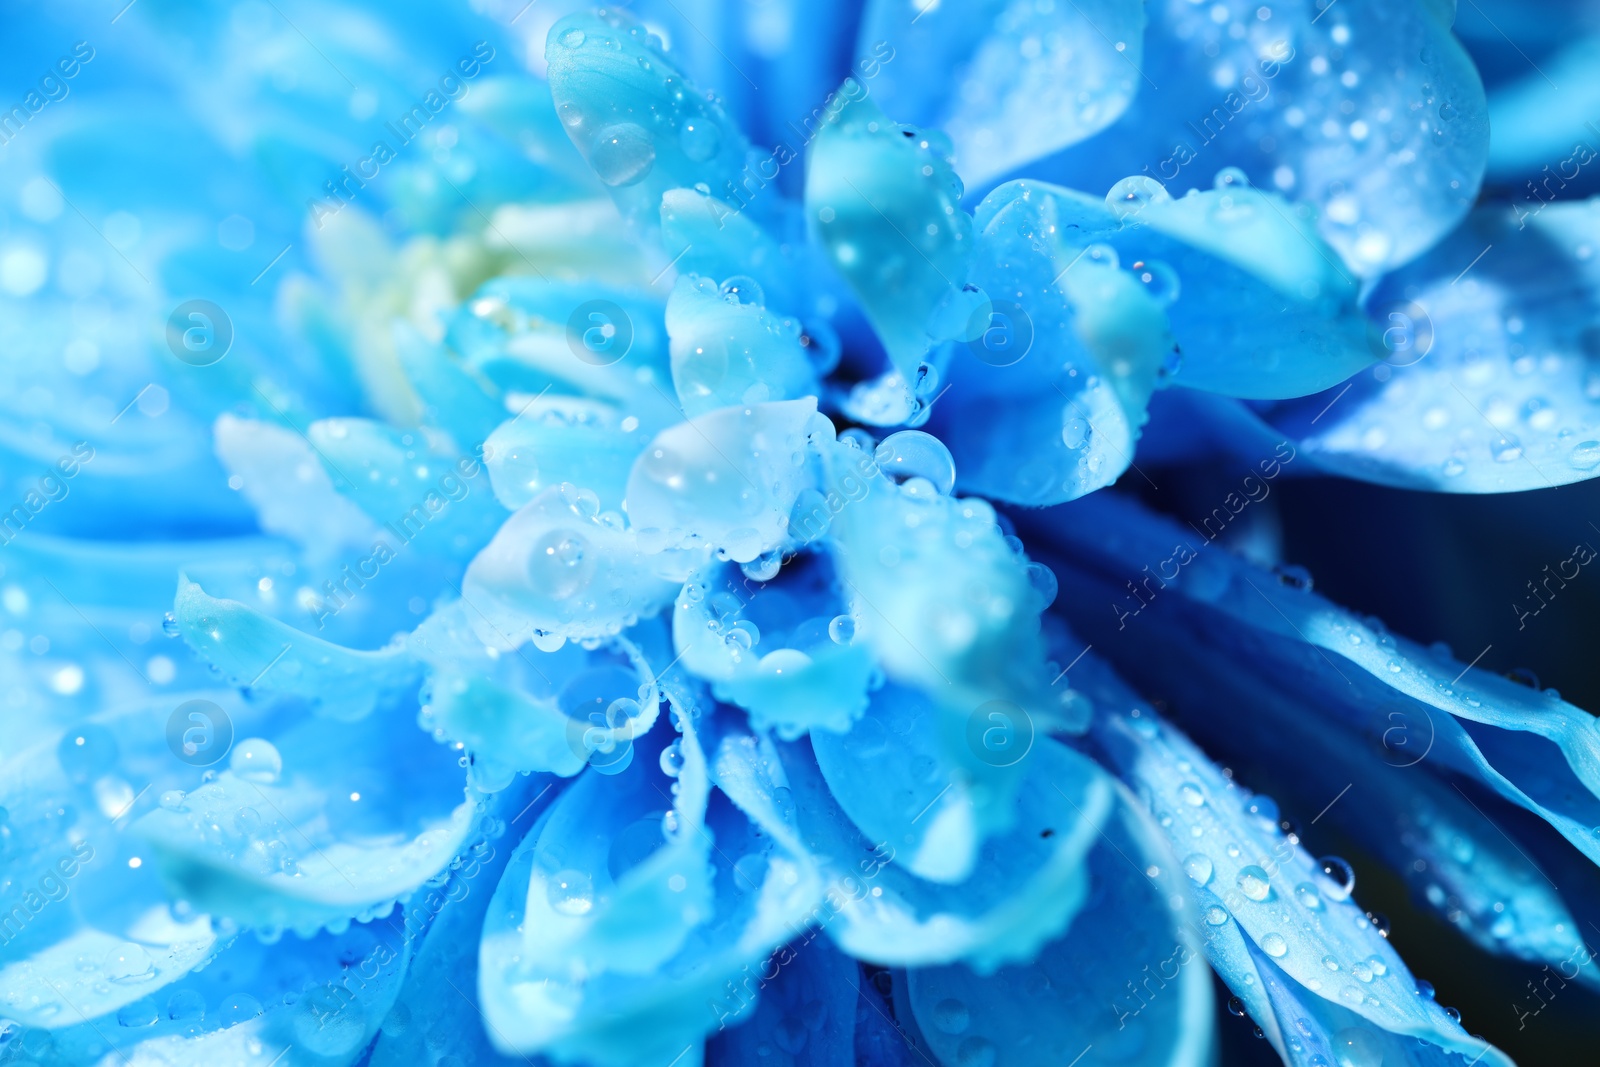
xmin=858 ymin=0 xmax=1147 ymax=184
xmin=1266 ymin=200 xmax=1600 ymax=491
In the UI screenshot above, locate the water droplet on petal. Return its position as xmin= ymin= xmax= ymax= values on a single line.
xmin=548 ymin=869 xmax=595 ymax=916
xmin=590 ymin=123 xmax=656 ymax=187
xmin=1183 ymin=853 xmax=1214 ymax=886
xmin=1237 ymin=865 xmax=1272 ymax=901
xmin=1316 ymin=856 xmax=1356 ymax=901
xmin=230 ymin=738 xmax=282 ymax=784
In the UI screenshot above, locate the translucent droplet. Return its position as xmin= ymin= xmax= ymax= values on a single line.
xmin=558 ymin=27 xmax=586 ymax=48
xmin=1295 ymin=883 xmax=1322 ymax=909
xmin=530 ymin=530 xmax=591 ymax=599
xmin=1214 ymin=166 xmax=1250 ymax=190
xmin=1061 ymin=416 xmax=1090 ymax=450
xmin=162 ymin=612 xmax=181 ymax=637
xmin=1183 ymin=853 xmax=1214 ymax=885
xmin=719 ymin=275 xmax=765 ymax=307
xmin=1323 ymin=954 xmax=1341 ymax=972
xmin=931 ymin=997 xmax=970 ymax=1034
xmin=1415 ymin=979 xmax=1435 ymax=999
xmin=679 ymin=118 xmax=721 ymax=162
xmin=1366 ymin=911 xmax=1391 ymax=938
xmin=874 ymin=431 xmax=956 ymax=496
xmin=159 ymin=789 xmax=186 ymax=810
xmin=1226 ymin=995 xmax=1246 ymax=1017
xmin=1133 ymin=259 xmax=1180 ymax=306
xmin=954 ymin=1036 xmax=995 ymax=1067
xmin=1177 ymin=782 xmax=1206 ymax=807
xmin=1570 ymin=441 xmax=1600 ymax=470
xmin=1490 ymin=434 xmax=1523 ymax=462
xmin=828 ymin=614 xmax=857 ymax=645
xmin=219 ymin=993 xmax=263 ymax=1026
xmin=1261 ymin=933 xmax=1288 ymax=958
xmin=659 ymin=739 xmax=685 ymax=778
xmin=1104 ymin=175 xmax=1172 ymax=220
xmin=1317 ymin=856 xmax=1356 ymax=901
xmin=230 ymin=738 xmax=282 ymax=784
xmin=590 ymin=123 xmax=656 ymax=187
xmin=117 ymin=998 xmax=159 ymax=1027
xmin=1204 ymin=905 xmax=1230 ymax=926
xmin=166 ymin=990 xmax=205 ymax=1021
xmin=1237 ymin=865 xmax=1272 ymax=901
xmin=1332 ymin=1026 xmax=1383 ymax=1067
xmin=104 ymin=943 xmax=155 ymax=984
xmin=548 ymin=869 xmax=595 ymax=916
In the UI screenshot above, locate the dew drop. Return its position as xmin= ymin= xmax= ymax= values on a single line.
xmin=828 ymin=615 xmax=857 ymax=645
xmin=1331 ymin=1027 xmax=1383 ymax=1067
xmin=679 ymin=119 xmax=722 ymax=162
xmin=1316 ymin=856 xmax=1356 ymax=901
xmin=219 ymin=993 xmax=263 ymax=1026
xmin=117 ymin=998 xmax=159 ymax=1027
xmin=1261 ymin=932 xmax=1288 ymax=958
xmin=931 ymin=998 xmax=970 ymax=1034
xmin=548 ymin=869 xmax=595 ymax=916
xmin=874 ymin=431 xmax=956 ymax=496
xmin=1295 ymin=883 xmax=1323 ymax=909
xmin=590 ymin=123 xmax=656 ymax=187
xmin=1237 ymin=865 xmax=1272 ymax=901
xmin=558 ymin=27 xmax=586 ymax=47
xmin=162 ymin=612 xmax=181 ymax=637
xmin=1183 ymin=853 xmax=1214 ymax=886
xmin=104 ymin=943 xmax=155 ymax=984
xmin=1570 ymin=441 xmax=1600 ymax=470
xmin=230 ymin=738 xmax=282 ymax=784
xmin=1104 ymin=175 xmax=1172 ymax=220
xmin=659 ymin=739 xmax=685 ymax=778
xmin=1177 ymin=781 xmax=1206 ymax=807
xmin=1204 ymin=905 xmax=1230 ymax=926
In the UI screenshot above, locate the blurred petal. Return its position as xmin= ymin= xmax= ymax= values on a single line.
xmin=859 ymin=0 xmax=1147 ymax=185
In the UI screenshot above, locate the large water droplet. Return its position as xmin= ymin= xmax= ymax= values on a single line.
xmin=679 ymin=118 xmax=722 ymax=162
xmin=530 ymin=530 xmax=592 ymax=598
xmin=117 ymin=998 xmax=159 ymax=1027
xmin=931 ymin=998 xmax=970 ymax=1034
xmin=218 ymin=993 xmax=263 ymax=1025
xmin=1331 ymin=1026 xmax=1384 ymax=1067
xmin=230 ymin=738 xmax=282 ymax=784
xmin=1183 ymin=853 xmax=1214 ymax=886
xmin=874 ymin=431 xmax=956 ymax=496
xmin=1237 ymin=865 xmax=1272 ymax=901
xmin=1104 ymin=175 xmax=1172 ymax=220
xmin=659 ymin=739 xmax=684 ymax=778
xmin=548 ymin=869 xmax=595 ymax=916
xmin=1570 ymin=441 xmax=1600 ymax=470
xmin=105 ymin=944 xmax=155 ymax=984
xmin=1317 ymin=856 xmax=1356 ymax=901
xmin=1177 ymin=782 xmax=1206 ymax=807
xmin=591 ymin=123 xmax=656 ymax=187
xmin=1261 ymin=932 xmax=1288 ymax=958
xmin=1490 ymin=433 xmax=1523 ymax=463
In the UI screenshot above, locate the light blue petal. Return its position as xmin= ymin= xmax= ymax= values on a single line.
xmin=805 ymin=93 xmax=973 ymax=380
xmin=135 ymin=706 xmax=477 ymax=933
xmin=928 ymin=181 xmax=1173 ymax=504
xmin=1080 ymin=658 xmax=1513 ymax=1066
xmin=626 ymin=398 xmax=833 ymax=564
xmin=705 ymin=934 xmax=860 ymax=1066
xmin=545 ymin=9 xmax=760 ymax=239
xmin=173 ymin=576 xmax=418 ymax=721
xmin=461 ymin=484 xmax=679 ymax=647
xmin=902 ymin=784 xmax=1214 ymax=1067
xmin=722 ymin=730 xmax=1113 ymax=972
xmin=479 ymin=705 xmax=824 ymax=1065
xmin=1267 ymin=199 xmax=1600 ymax=491
xmin=1030 ymin=491 xmax=1600 ymax=869
xmin=667 ymin=275 xmax=822 ymax=415
xmin=410 ymin=601 xmax=664 ymax=785
xmin=304 ymin=417 xmax=505 ymax=564
xmin=858 ymin=0 xmax=1146 ymax=185
xmin=213 ymin=416 xmax=382 ymax=555
xmin=1029 ymin=0 xmax=1488 ymax=277
xmin=672 ymin=554 xmax=872 ymax=739
xmin=482 ymin=394 xmax=654 ymax=513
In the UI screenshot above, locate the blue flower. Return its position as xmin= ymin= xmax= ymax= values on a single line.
xmin=1 ymin=1 xmax=1598 ymax=1066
